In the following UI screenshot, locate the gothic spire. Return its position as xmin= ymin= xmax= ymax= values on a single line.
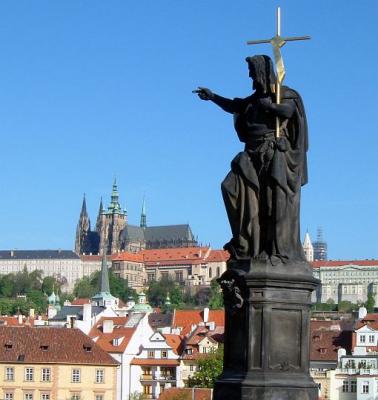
xmin=99 ymin=254 xmax=110 ymax=294
xmin=80 ymin=194 xmax=88 ymax=217
xmin=140 ymin=196 xmax=147 ymax=228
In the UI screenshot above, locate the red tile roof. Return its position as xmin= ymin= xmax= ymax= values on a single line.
xmin=0 ymin=326 xmax=118 ymax=365
xmin=112 ymin=251 xmax=144 ymax=262
xmin=88 ymin=316 xmax=137 ymax=353
xmin=206 ymin=249 xmax=230 ymax=262
xmin=312 ymin=260 xmax=378 ymax=268
xmin=0 ymin=316 xmax=37 ymax=326
xmin=310 ymin=322 xmax=352 ymax=362
xmin=71 ymin=298 xmax=91 ymax=306
xmin=172 ymin=309 xmax=225 ymax=336
xmin=164 ymin=334 xmax=184 ymax=355
xmin=158 ymin=388 xmax=212 ymax=400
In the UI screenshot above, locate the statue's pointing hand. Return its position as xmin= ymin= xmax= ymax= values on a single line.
xmin=193 ymin=87 xmax=214 ymax=101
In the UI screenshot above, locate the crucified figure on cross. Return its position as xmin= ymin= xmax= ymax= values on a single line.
xmin=247 ymin=7 xmax=310 ymax=137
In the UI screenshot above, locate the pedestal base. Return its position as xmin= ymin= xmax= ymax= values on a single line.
xmin=214 ymin=259 xmax=319 ymax=400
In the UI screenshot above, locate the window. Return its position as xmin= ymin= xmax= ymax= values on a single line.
xmin=41 ymin=368 xmax=51 ymax=382
xmin=342 ymin=380 xmax=349 ymax=393
xmin=95 ymin=369 xmax=104 ymax=384
xmin=24 ymin=394 xmax=33 ymax=400
xmin=95 ymin=395 xmax=103 ymax=400
xmin=362 ymin=381 xmax=369 ymax=394
xmin=25 ymin=368 xmax=34 ymax=381
xmin=71 ymin=394 xmax=80 ymax=400
xmin=41 ymin=394 xmax=50 ymax=400
xmin=175 ymin=271 xmax=183 ymax=282
xmin=186 ymin=348 xmax=192 ymax=355
xmin=5 ymin=393 xmax=13 ymax=400
xmin=209 ymin=268 xmax=212 ymax=278
xmin=161 ymin=351 xmax=168 ymax=359
xmin=369 ymin=335 xmax=375 ymax=343
xmin=351 ymin=381 xmax=357 ymax=393
xmin=143 ymin=385 xmax=152 ymax=395
xmin=190 ymin=365 xmax=195 ymax=372
xmin=148 ymin=351 xmax=155 ymax=358
xmin=5 ymin=367 xmax=14 ymax=381
xmin=202 ymin=347 xmax=207 ymax=354
xmin=360 ymin=335 xmax=366 ymax=343
xmin=72 ymin=369 xmax=81 ymax=383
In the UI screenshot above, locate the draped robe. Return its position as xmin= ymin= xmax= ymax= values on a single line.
xmin=221 ymin=86 xmax=308 ymax=264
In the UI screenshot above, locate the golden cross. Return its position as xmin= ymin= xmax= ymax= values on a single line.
xmin=247 ymin=7 xmax=310 ymax=137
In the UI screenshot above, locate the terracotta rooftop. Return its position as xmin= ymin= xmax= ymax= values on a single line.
xmin=312 ymin=260 xmax=378 ymax=268
xmin=172 ymin=309 xmax=225 ymax=336
xmin=112 ymin=251 xmax=144 ymax=262
xmin=164 ymin=334 xmax=184 ymax=355
xmin=310 ymin=322 xmax=352 ymax=362
xmin=0 ymin=326 xmax=118 ymax=365
xmin=88 ymin=316 xmax=138 ymax=353
xmin=0 ymin=316 xmax=37 ymax=326
xmin=71 ymin=298 xmax=91 ymax=306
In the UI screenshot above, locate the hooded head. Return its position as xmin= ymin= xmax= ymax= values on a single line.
xmin=246 ymin=55 xmax=276 ymax=94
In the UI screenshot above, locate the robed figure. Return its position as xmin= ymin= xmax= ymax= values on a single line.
xmin=196 ymin=55 xmax=308 ymax=264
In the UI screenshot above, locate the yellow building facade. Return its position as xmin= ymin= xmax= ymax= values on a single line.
xmin=0 ymin=327 xmax=118 ymax=400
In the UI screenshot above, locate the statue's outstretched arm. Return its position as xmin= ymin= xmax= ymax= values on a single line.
xmin=194 ymin=87 xmax=238 ymax=114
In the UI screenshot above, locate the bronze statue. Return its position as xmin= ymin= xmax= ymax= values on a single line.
xmin=195 ymin=55 xmax=308 ymax=264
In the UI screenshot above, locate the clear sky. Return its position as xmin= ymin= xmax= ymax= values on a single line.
xmin=0 ymin=0 xmax=377 ymax=260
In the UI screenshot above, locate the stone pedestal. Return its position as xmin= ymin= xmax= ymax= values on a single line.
xmin=214 ymin=259 xmax=319 ymax=400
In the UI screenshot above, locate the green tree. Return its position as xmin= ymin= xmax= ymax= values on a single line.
xmin=338 ymin=301 xmax=354 ymax=312
xmin=208 ymin=279 xmax=223 ymax=309
xmin=0 ymin=298 xmax=13 ymax=314
xmin=365 ymin=293 xmax=375 ymax=313
xmin=148 ymin=276 xmax=182 ymax=307
xmin=27 ymin=290 xmax=48 ymax=313
xmin=128 ymin=392 xmax=145 ymax=400
xmin=73 ymin=276 xmax=97 ymax=298
xmin=42 ymin=276 xmax=62 ymax=296
xmin=0 ymin=274 xmax=15 ymax=297
xmin=187 ymin=345 xmax=224 ymax=388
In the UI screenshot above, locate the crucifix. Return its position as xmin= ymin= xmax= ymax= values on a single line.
xmin=247 ymin=7 xmax=310 ymax=137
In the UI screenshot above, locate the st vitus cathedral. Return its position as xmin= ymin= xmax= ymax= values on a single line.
xmin=75 ymin=180 xmax=198 ymax=255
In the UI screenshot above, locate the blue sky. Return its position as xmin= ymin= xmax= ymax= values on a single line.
xmin=0 ymin=1 xmax=377 ymax=260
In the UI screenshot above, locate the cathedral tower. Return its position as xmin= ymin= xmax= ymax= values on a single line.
xmin=98 ymin=180 xmax=127 ymax=255
xmin=75 ymin=195 xmax=92 ymax=254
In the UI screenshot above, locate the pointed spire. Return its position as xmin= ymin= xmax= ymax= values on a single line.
xmin=80 ymin=194 xmax=88 ymax=217
xmin=99 ymin=254 xmax=111 ymax=293
xmin=140 ymin=196 xmax=147 ymax=228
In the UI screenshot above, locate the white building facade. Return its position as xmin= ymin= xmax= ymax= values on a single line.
xmin=312 ymin=260 xmax=378 ymax=304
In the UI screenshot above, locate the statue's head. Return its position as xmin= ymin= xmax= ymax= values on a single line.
xmin=246 ymin=55 xmax=276 ymax=93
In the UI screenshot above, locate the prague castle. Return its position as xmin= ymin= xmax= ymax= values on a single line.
xmin=75 ymin=180 xmax=198 ymax=255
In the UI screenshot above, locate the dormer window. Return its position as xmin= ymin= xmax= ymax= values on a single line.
xmin=319 ymin=348 xmax=327 ymax=354
xmin=186 ymin=348 xmax=192 ymax=355
xmin=83 ymin=343 xmax=92 ymax=352
xmin=4 ymin=342 xmax=13 ymax=350
xmin=40 ymin=345 xmax=49 ymax=351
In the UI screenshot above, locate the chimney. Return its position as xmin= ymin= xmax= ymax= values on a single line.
xmin=203 ymin=307 xmax=209 ymax=324
xmin=359 ymin=306 xmax=368 ymax=320
xmin=83 ymin=303 xmax=92 ymax=322
xmin=18 ymin=314 xmax=23 ymax=324
xmin=29 ymin=309 xmax=35 ymax=319
xmin=103 ymin=319 xmax=114 ymax=334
